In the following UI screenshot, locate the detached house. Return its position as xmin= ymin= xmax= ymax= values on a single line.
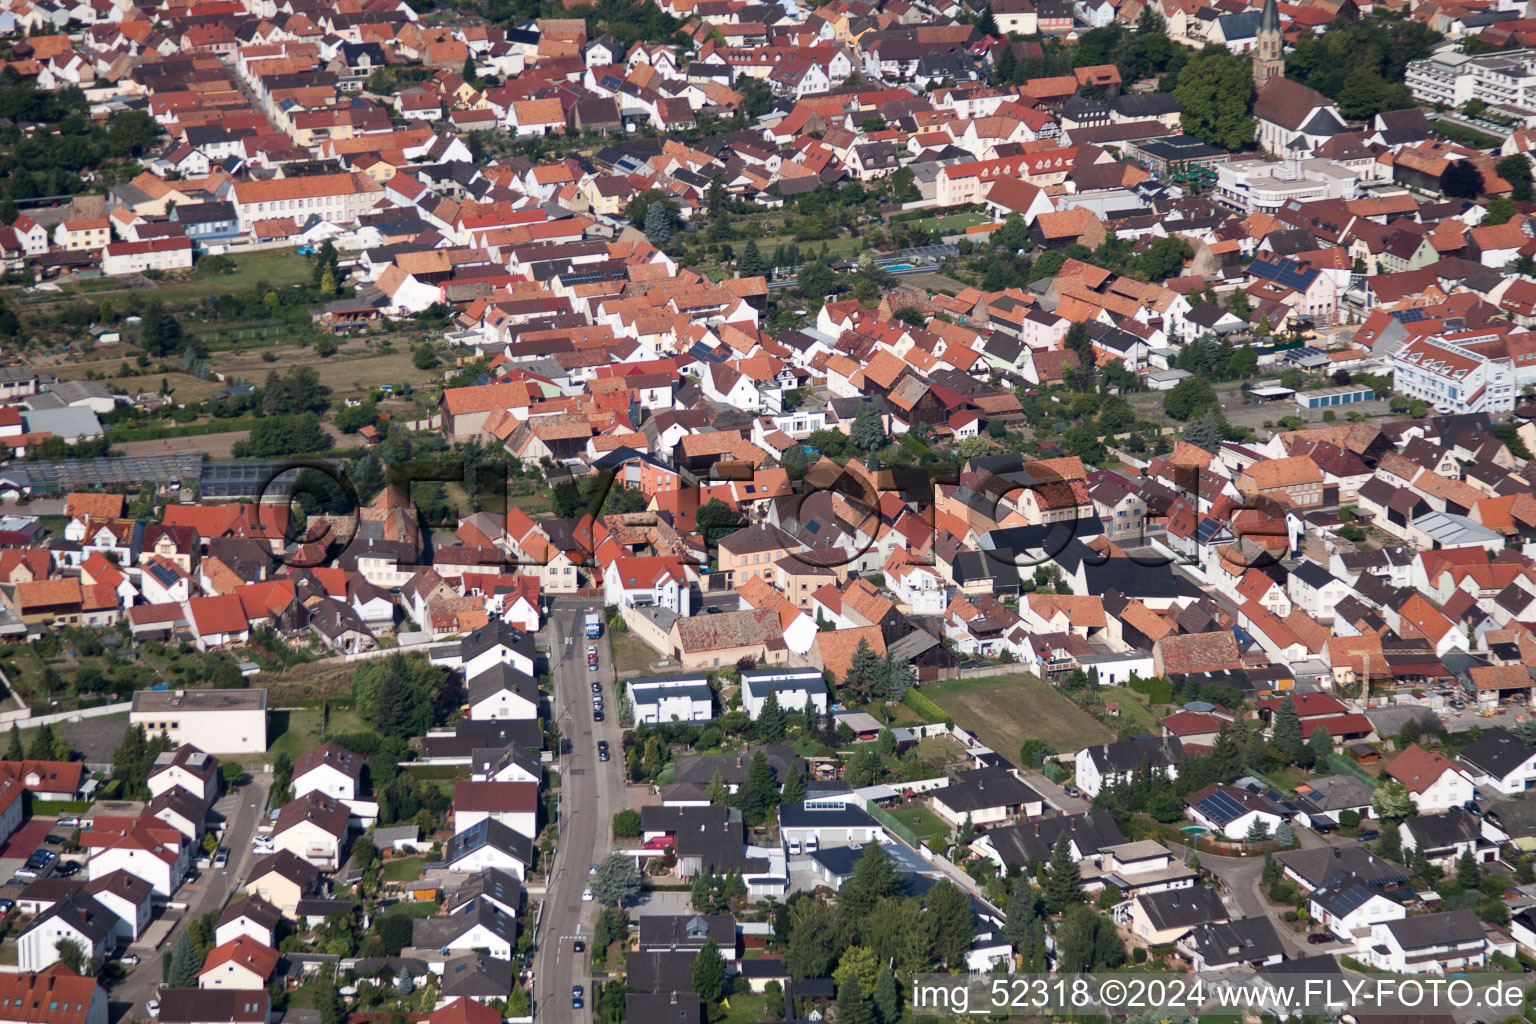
xmin=1385 ymin=743 xmax=1477 ymax=814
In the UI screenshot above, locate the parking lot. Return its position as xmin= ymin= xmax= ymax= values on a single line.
xmin=0 ymin=818 xmax=67 ymax=888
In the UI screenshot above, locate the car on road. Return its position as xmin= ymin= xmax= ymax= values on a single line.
xmin=1063 ymin=785 xmax=1080 ymax=798
xmin=146 ymin=1001 xmax=159 ymax=1018
xmin=571 ymin=988 xmax=583 ymax=1010
xmin=120 ymin=955 xmax=140 ymax=967
xmin=588 ymin=660 xmax=598 ymax=672
xmin=213 ymin=848 xmax=229 ymax=870
xmin=1307 ymin=934 xmax=1332 ymax=945
xmin=705 ymin=606 xmax=721 ymax=614
xmin=251 ymin=841 xmax=275 ymax=855
xmin=592 ymin=682 xmax=602 ymax=693
xmin=573 ymin=939 xmax=585 ymax=953
xmin=597 ymin=740 xmax=610 ymax=761
xmin=593 ymin=709 xmax=604 ymax=721
xmin=581 ymin=888 xmax=594 ymax=902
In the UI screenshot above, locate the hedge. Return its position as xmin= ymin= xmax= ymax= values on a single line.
xmin=902 ymin=688 xmax=950 ymax=726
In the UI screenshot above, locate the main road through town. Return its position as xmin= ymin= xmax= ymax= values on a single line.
xmin=533 ymin=601 xmax=627 ymax=1021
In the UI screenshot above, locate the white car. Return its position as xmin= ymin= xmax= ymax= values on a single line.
xmin=146 ymin=1002 xmax=159 ymax=1018
xmin=581 ymin=888 xmax=594 ymax=902
xmin=120 ymin=955 xmax=140 ymax=968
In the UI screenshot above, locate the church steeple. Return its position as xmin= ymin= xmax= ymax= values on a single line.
xmin=1253 ymin=0 xmax=1284 ymax=91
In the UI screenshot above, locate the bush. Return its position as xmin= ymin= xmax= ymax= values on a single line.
xmin=1339 ymin=809 xmax=1360 ymax=829
xmin=612 ymin=809 xmax=642 ymax=838
xmin=694 ymin=728 xmax=722 ymax=750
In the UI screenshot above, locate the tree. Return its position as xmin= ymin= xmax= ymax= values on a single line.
xmin=1055 ymin=904 xmax=1124 ymax=973
xmin=784 ymin=898 xmax=849 ymax=980
xmin=757 ymin=690 xmax=785 ymax=743
xmin=1377 ymin=824 xmax=1404 ymax=863
xmin=1004 ymin=884 xmax=1047 ymax=971
xmin=707 ymin=769 xmax=730 ymax=805
xmin=644 ymin=201 xmax=673 ymax=246
xmin=378 ymin=914 xmax=414 ymax=956
xmin=833 ymin=945 xmax=879 ymax=998
xmin=692 ymin=939 xmax=727 ymax=1002
xmin=1245 ymin=816 xmax=1270 ymax=843
xmin=1182 ymin=415 xmax=1224 ymax=454
xmin=1498 ymin=154 xmax=1534 ymax=203
xmin=1442 ymin=160 xmax=1485 ymax=200
xmin=612 ymin=809 xmax=642 ymax=837
xmin=695 ymin=498 xmax=742 ymax=546
xmin=1457 ymin=848 xmax=1482 ymax=889
xmin=1308 ymin=726 xmax=1333 ymax=765
xmin=139 ymin=300 xmax=187 ymax=358
xmin=1372 ymin=778 xmax=1416 ymax=822
xmin=781 ymin=768 xmax=806 ymax=804
xmin=873 ymin=971 xmax=900 ymax=1024
xmin=850 ymin=402 xmax=884 ymax=452
xmin=1043 ymin=832 xmax=1084 ymax=913
xmin=878 ymin=655 xmax=913 ymax=702
xmin=1483 ymin=196 xmax=1519 ymax=226
xmin=590 ymin=852 xmax=643 ymax=907
xmin=1163 ymin=376 xmax=1219 ymax=421
xmin=1272 ymin=695 xmax=1302 ymax=761
xmin=924 ymin=880 xmax=973 ymax=968
xmin=9 ymin=724 xmax=27 ymax=761
xmin=840 ymin=843 xmax=900 ymax=918
xmin=167 ymin=931 xmax=201 ymax=987
xmin=28 ymin=724 xmax=58 ymax=761
xmin=739 ymin=751 xmax=780 ymax=825
xmin=1175 ymin=49 xmax=1255 ymax=150
xmin=835 ymin=976 xmax=876 ymax=1024
xmin=220 ymin=762 xmax=244 ymax=788
xmin=739 ymin=239 xmax=763 ymax=276
xmin=54 ymin=939 xmax=85 ymax=975
xmin=844 ymin=638 xmax=883 ymax=701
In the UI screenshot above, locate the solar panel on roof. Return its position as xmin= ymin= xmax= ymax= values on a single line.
xmin=1196 ymin=789 xmax=1250 ymax=823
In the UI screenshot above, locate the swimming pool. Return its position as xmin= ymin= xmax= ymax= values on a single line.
xmin=884 ymin=263 xmax=914 ymax=271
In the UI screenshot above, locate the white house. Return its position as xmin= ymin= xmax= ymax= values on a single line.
xmin=740 ymin=668 xmax=828 ymax=721
xmin=1310 ymin=874 xmax=1405 ymax=942
xmin=465 ymin=663 xmax=539 ymax=722
xmin=930 ymin=767 xmax=1044 ymax=828
xmin=1185 ymin=783 xmax=1285 ymax=841
xmin=602 ymin=557 xmax=690 ymax=616
xmin=457 ymin=622 xmax=536 ymax=680
xmin=443 ymin=820 xmax=535 ymax=882
xmin=1458 ymin=727 xmax=1536 ymax=796
xmin=1074 ymin=737 xmax=1182 ymax=799
xmin=147 ymin=745 xmax=220 ymax=803
xmin=1385 ymin=744 xmax=1477 ymax=814
xmin=1358 ymin=911 xmax=1487 ymax=974
xmin=888 ymin=562 xmax=947 ymax=615
xmin=17 ymin=894 xmax=117 ymax=972
xmin=83 ymin=872 xmax=154 ymax=942
xmin=83 ymin=822 xmax=189 ymax=897
xmin=196 ymin=938 xmax=278 ymax=991
xmin=292 ymin=742 xmax=365 ymax=802
xmin=451 ymin=781 xmax=539 ymax=838
xmin=214 ymin=896 xmax=282 ymax=949
xmin=270 ymin=793 xmax=350 ymax=871
xmin=626 ymin=675 xmax=714 ymax=724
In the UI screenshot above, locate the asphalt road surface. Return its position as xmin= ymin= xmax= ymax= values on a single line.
xmin=532 ymin=603 xmax=627 ymax=1022
xmin=109 ymin=773 xmax=270 ymax=1023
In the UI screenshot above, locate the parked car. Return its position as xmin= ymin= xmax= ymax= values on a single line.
xmin=1357 ymin=829 xmax=1380 ymax=842
xmin=572 ymin=939 xmax=585 ymax=953
xmin=591 ymin=682 xmax=602 ymax=693
xmin=588 ymin=660 xmax=598 ymax=672
xmin=57 ymin=817 xmax=80 ymax=828
xmin=0 ymin=899 xmax=15 ymax=916
xmin=13 ymin=868 xmax=37 ymax=880
xmin=55 ymin=861 xmax=80 ymax=878
xmin=581 ymin=888 xmax=593 ymax=902
xmin=213 ymin=848 xmax=229 ymax=869
xmin=1307 ymin=934 xmax=1332 ymax=945
xmin=1064 ymin=785 xmax=1080 ymax=798
xmin=593 ymin=710 xmax=604 ymax=722
xmin=146 ymin=1001 xmax=159 ymax=1018
xmin=120 ymin=955 xmax=140 ymax=967
xmin=43 ymin=835 xmax=64 ymax=846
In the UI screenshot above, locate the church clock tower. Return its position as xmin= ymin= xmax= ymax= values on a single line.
xmin=1253 ymin=0 xmax=1283 ymax=91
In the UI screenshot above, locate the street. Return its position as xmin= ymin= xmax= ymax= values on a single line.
xmin=531 ymin=603 xmax=627 ymax=1022
xmin=109 ymin=773 xmax=271 ymax=1023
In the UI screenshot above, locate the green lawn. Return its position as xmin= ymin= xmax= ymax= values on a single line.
xmin=1101 ymin=687 xmax=1160 ymax=736
xmin=381 ymin=857 xmax=425 ymax=882
xmin=609 ymin=631 xmax=662 ymax=676
xmin=382 ymin=900 xmax=440 ymax=918
xmin=884 ymin=803 xmax=949 ymax=841
xmin=924 ymin=673 xmax=1113 ymax=759
xmin=266 ymin=706 xmax=365 ymax=760
xmin=147 ymin=249 xmax=313 ymax=306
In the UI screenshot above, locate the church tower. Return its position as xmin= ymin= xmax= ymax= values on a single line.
xmin=1253 ymin=0 xmax=1283 ymax=91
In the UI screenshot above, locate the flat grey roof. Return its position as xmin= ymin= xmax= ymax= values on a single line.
xmin=132 ymin=689 xmax=268 ymax=712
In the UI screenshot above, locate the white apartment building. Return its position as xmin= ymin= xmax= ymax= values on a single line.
xmin=1392 ymin=336 xmax=1517 ymax=415
xmin=1214 ymin=158 xmax=1362 ymax=215
xmin=130 ymin=689 xmax=268 ymax=755
xmin=1407 ymin=46 xmax=1536 ymax=113
xmin=225 ymin=172 xmax=384 ymax=233
xmin=102 ymin=238 xmax=194 ymax=277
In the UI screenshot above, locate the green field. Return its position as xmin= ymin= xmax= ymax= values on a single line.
xmin=9 ymin=249 xmax=312 ymax=307
xmin=884 ymin=803 xmax=950 ymax=841
xmin=924 ymin=673 xmax=1113 ymax=758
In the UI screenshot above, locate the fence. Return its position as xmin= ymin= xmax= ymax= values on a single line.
xmin=0 ymin=700 xmax=131 ymax=728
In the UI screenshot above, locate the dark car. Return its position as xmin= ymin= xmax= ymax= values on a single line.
xmin=1307 ymin=934 xmax=1332 ymax=945
xmin=43 ymin=835 xmax=64 ymax=846
xmin=573 ymin=939 xmax=585 ymax=953
xmin=593 ymin=710 xmax=604 ymax=722
xmin=55 ymin=861 xmax=80 ymax=877
xmin=1357 ymin=829 xmax=1380 ymax=842
xmin=597 ymin=740 xmax=611 ymax=762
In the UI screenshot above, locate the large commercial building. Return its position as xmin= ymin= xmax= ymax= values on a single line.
xmin=130 ymin=689 xmax=268 ymax=754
